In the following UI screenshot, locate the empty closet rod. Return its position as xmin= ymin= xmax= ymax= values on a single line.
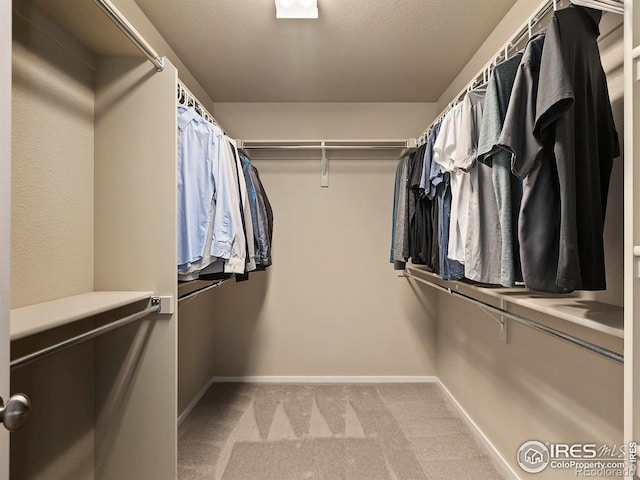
xmin=242 ymin=145 xmax=409 ymax=150
xmin=404 ymin=272 xmax=624 ymax=364
xmin=178 ymin=279 xmax=231 ymax=303
xmin=93 ymin=0 xmax=165 ymax=71
xmin=10 ymin=297 xmax=162 ymax=370
xmin=240 ymin=140 xmax=415 ymax=151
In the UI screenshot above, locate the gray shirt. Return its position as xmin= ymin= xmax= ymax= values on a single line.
xmin=459 ymin=87 xmax=503 ymax=285
xmin=498 ymin=33 xmax=570 ymax=293
xmin=477 ymin=54 xmax=523 ymax=287
xmin=393 ymin=156 xmax=411 ymax=269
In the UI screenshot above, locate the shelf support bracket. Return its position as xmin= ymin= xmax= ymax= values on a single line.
xmin=498 ymin=298 xmax=509 ymax=344
xmin=478 ymin=304 xmax=508 ymax=343
xmin=320 ymin=141 xmax=329 ymax=188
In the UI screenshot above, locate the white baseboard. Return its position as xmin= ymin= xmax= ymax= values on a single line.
xmin=178 ymin=377 xmax=217 ymax=426
xmin=209 ymin=375 xmax=439 ymax=384
xmin=436 ymin=378 xmax=522 ymax=480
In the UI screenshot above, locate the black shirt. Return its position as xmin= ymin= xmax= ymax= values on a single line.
xmin=535 ymin=5 xmax=620 ymax=291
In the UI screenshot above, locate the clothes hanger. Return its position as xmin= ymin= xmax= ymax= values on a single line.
xmin=572 ymin=0 xmax=623 ymax=8
xmin=177 ymin=83 xmax=186 ymax=105
xmin=570 ymin=0 xmax=623 ymax=14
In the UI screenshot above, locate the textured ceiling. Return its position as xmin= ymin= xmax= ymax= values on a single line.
xmin=133 ymin=0 xmax=517 ymax=102
xmin=147 ymin=0 xmax=517 ymax=102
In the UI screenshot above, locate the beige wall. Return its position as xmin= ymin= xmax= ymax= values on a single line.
xmin=11 ymin=344 xmax=95 ymax=480
xmin=436 ymin=0 xmax=542 ymax=111
xmin=178 ymin=103 xmax=439 ymax=415
xmin=11 ymin=11 xmax=97 ymax=476
xmin=212 ymin=102 xmax=438 ymax=140
xmin=436 ymin=293 xmax=623 ymax=480
xmin=213 ymin=156 xmax=437 ymax=376
xmin=11 ymin=5 xmax=96 ymax=309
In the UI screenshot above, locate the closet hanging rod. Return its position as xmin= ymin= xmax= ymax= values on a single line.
xmin=239 ymin=140 xmax=416 ymax=150
xmin=178 ymin=279 xmax=231 ymax=303
xmin=10 ymin=297 xmax=162 ymax=370
xmin=242 ymin=145 xmax=409 ymax=151
xmin=92 ymin=0 xmax=165 ymax=71
xmin=404 ymin=272 xmax=623 ymax=364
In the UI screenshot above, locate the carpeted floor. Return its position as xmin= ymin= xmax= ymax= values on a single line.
xmin=178 ymin=383 xmax=508 ymax=480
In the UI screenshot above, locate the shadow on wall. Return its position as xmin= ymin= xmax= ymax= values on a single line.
xmin=10 ymin=342 xmax=95 ymax=480
xmin=437 ymin=293 xmax=623 ymax=449
xmin=405 ymin=278 xmax=438 ymax=368
xmin=179 ymin=269 xmax=270 ymax=379
xmin=12 ymin=12 xmax=95 ymax=124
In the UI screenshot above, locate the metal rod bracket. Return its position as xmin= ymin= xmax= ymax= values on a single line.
xmin=320 ymin=141 xmax=329 ymax=188
xmin=155 ymin=56 xmax=166 ymax=72
xmin=499 ymin=299 xmax=509 ymax=344
xmin=155 ymin=296 xmax=174 ymax=314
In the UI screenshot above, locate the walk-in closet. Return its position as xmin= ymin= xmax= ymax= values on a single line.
xmin=0 ymin=0 xmax=638 ymax=479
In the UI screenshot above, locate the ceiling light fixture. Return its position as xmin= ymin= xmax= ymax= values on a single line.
xmin=275 ymin=0 xmax=318 ymax=19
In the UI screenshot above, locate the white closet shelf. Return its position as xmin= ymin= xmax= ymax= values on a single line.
xmin=10 ymin=291 xmax=155 ymax=340
xmin=406 ymin=265 xmax=624 ymax=339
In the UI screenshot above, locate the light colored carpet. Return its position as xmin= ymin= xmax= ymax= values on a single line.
xmin=178 ymin=383 xmax=508 ymax=480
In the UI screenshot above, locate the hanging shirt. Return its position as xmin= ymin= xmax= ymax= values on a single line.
xmin=251 ymin=165 xmax=274 ymax=257
xmin=421 ymin=124 xmax=442 ymax=273
xmin=222 ymin=138 xmax=249 ymax=274
xmin=430 ymin=191 xmax=440 ymax=274
xmin=250 ymin=165 xmax=273 ymax=267
xmin=458 ymin=86 xmax=502 ymax=285
xmin=200 ymin=138 xmax=248 ymax=276
xmin=390 ymin=163 xmax=400 ymax=264
xmin=477 ymin=54 xmax=523 ymax=287
xmin=178 ymin=194 xmax=216 ymax=281
xmin=498 ymin=33 xmax=569 ymax=293
xmin=177 ymin=107 xmax=234 ymax=271
xmin=534 ymin=5 xmax=619 ymax=291
xmin=430 ymin=122 xmax=464 ymax=281
xmin=229 ymin=140 xmax=256 ymax=273
xmin=434 ymin=102 xmax=469 ymax=264
xmin=241 ymin=154 xmax=264 ymax=266
xmin=409 ymin=145 xmax=433 ymax=266
xmin=392 ymin=156 xmax=411 ymax=270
